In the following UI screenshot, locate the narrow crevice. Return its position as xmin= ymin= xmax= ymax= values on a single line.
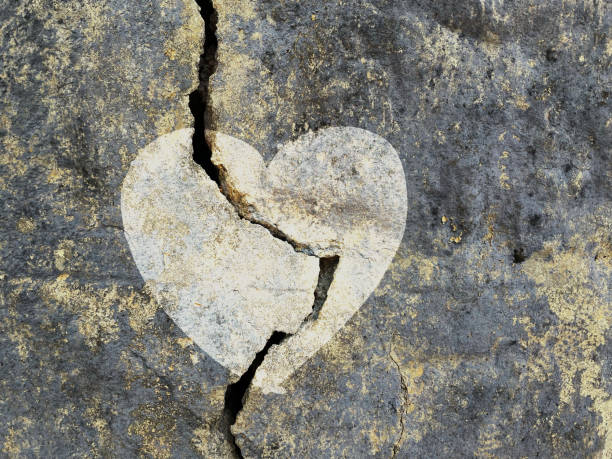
xmin=219 ymin=256 xmax=338 ymax=455
xmin=308 ymin=256 xmax=340 ymax=321
xmin=388 ymin=337 xmax=407 ymax=458
xmin=230 ymin=207 xmax=314 ymax=256
xmin=222 ymin=331 xmax=288 ymax=458
xmin=212 ymin=162 xmax=316 ymax=255
xmin=187 ymin=0 xmax=311 ymax=258
xmin=189 ymin=0 xmax=219 ymax=183
xmin=512 ymin=247 xmax=527 ymax=264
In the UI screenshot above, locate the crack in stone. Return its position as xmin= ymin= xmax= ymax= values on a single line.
xmin=212 ymin=161 xmax=315 ymax=255
xmin=221 ymin=331 xmax=287 ymax=458
xmin=388 ymin=336 xmax=408 ymax=458
xmin=219 ymin=256 xmax=338 ymax=455
xmin=307 ymin=255 xmax=339 ymax=322
xmin=187 ymin=0 xmax=340 ymax=454
xmin=189 ymin=0 xmax=218 ymax=183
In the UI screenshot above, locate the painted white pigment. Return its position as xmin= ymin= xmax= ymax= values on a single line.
xmin=209 ymin=127 xmax=407 ymax=392
xmin=122 ymin=127 xmax=407 ymax=392
xmin=121 ymin=129 xmax=319 ymax=377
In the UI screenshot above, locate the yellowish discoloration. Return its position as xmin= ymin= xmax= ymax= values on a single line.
xmin=44 ymin=276 xmax=120 ymax=349
xmin=192 ymin=427 xmax=219 ymax=455
xmin=484 ymin=212 xmax=497 ymax=245
xmin=128 ymin=403 xmax=176 ymax=459
xmin=2 ymin=417 xmax=33 ymax=456
xmin=391 ymin=342 xmax=425 ymax=416
xmin=53 ymin=240 xmax=75 ymax=271
xmin=16 ymin=217 xmax=35 ymax=234
xmin=390 ymin=252 xmax=438 ymax=286
xmin=42 ymin=275 xmax=158 ymax=348
xmin=498 ymin=150 xmax=512 ymax=190
xmin=449 ymin=233 xmax=462 ymax=244
xmin=513 ymin=94 xmax=530 ymax=110
xmin=522 ymin=229 xmax=612 ymax=453
xmin=176 ymin=337 xmax=194 ymax=349
xmin=6 ymin=318 xmax=33 ymax=361
xmin=85 ymin=399 xmax=115 ymax=454
xmin=365 ymin=215 xmax=611 ymax=454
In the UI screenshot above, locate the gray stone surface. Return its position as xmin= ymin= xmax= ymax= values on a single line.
xmin=1 ymin=0 xmax=611 ymax=458
xmin=208 ymin=0 xmax=612 ymax=456
xmin=1 ymin=1 xmax=235 ymax=457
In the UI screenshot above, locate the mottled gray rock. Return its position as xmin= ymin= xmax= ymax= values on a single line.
xmin=1 ymin=0 xmax=611 ymax=457
xmin=0 ymin=1 xmax=237 ymax=457
xmin=207 ymin=0 xmax=612 ymax=457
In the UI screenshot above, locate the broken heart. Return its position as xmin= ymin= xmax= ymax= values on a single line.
xmin=121 ymin=127 xmax=407 ymax=393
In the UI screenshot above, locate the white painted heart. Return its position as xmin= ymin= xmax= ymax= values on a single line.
xmin=121 ymin=127 xmax=407 ymax=393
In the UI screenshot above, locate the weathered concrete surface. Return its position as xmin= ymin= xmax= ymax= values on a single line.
xmin=0 ymin=2 xmax=236 ymax=457
xmin=206 ymin=0 xmax=612 ymax=456
xmin=1 ymin=0 xmax=611 ymax=457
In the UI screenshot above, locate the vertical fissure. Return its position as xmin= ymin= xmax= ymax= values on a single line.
xmin=218 ymin=255 xmax=338 ymax=455
xmin=189 ymin=0 xmax=219 ymax=183
xmin=222 ymin=331 xmax=288 ymax=458
xmin=308 ymin=256 xmax=340 ymax=321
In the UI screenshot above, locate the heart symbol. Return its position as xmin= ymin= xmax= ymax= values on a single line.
xmin=121 ymin=127 xmax=407 ymax=393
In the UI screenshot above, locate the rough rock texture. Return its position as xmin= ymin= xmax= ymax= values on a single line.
xmin=1 ymin=0 xmax=610 ymax=457
xmin=207 ymin=0 xmax=612 ymax=457
xmin=0 ymin=2 xmax=237 ymax=457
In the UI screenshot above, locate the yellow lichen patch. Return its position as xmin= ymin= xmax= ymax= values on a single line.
xmin=191 ymin=427 xmax=218 ymax=455
xmin=483 ymin=211 xmax=497 ymax=245
xmin=159 ymin=0 xmax=202 ymax=85
xmin=77 ymin=301 xmax=120 ymax=350
xmin=522 ymin=231 xmax=612 ymax=452
xmin=47 ymin=164 xmax=74 ymax=185
xmin=395 ymin=360 xmax=425 ymax=414
xmin=390 ymin=251 xmax=438 ymax=286
xmin=53 ymin=240 xmax=75 ymax=271
xmin=388 ymin=334 xmax=444 ymax=446
xmin=43 ymin=275 xmax=158 ymax=342
xmin=123 ymin=289 xmax=159 ymax=335
xmin=16 ymin=217 xmax=35 ymax=234
xmin=498 ymin=150 xmax=512 ymax=190
xmin=128 ymin=403 xmax=177 ymax=459
xmin=41 ymin=277 xmax=120 ymax=348
xmin=450 ymin=233 xmax=463 ymax=244
xmin=2 ymin=417 xmax=33 ymax=456
xmin=499 ymin=172 xmax=511 ymax=190
xmin=42 ymin=276 xmax=119 ymax=348
xmin=85 ymin=399 xmax=114 ymax=454
xmin=176 ymin=337 xmax=193 ymax=349
xmin=5 ymin=318 xmax=33 ymax=361
xmin=513 ymin=94 xmax=530 ymax=110
xmin=476 ymin=418 xmax=509 ymax=458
